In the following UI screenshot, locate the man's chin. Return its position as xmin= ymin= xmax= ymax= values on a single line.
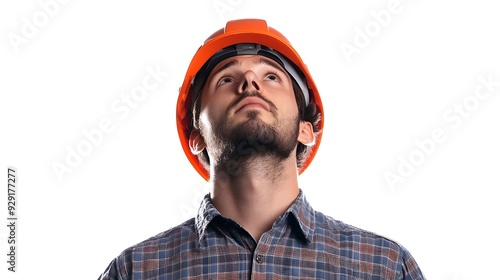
xmin=230 ymin=111 xmax=272 ymax=126
xmin=230 ymin=119 xmax=272 ymax=135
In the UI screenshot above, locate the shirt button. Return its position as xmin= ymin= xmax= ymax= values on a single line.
xmin=255 ymin=254 xmax=264 ymax=263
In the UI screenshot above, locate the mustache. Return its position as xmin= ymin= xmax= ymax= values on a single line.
xmin=227 ymin=90 xmax=278 ymax=115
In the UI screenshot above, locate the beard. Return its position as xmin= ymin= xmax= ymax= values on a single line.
xmin=202 ymin=107 xmax=300 ymax=176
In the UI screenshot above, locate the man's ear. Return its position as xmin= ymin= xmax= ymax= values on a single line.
xmin=189 ymin=129 xmax=206 ymax=155
xmin=297 ymin=121 xmax=315 ymax=146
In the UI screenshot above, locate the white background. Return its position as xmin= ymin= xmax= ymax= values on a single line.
xmin=1 ymin=0 xmax=499 ymax=279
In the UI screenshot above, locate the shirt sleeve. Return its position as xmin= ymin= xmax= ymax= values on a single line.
xmin=399 ymin=246 xmax=426 ymax=280
xmin=97 ymin=257 xmax=126 ymax=280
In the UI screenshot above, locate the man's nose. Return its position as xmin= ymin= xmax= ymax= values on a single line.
xmin=238 ymin=71 xmax=261 ymax=94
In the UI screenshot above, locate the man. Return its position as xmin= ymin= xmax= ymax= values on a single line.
xmin=99 ymin=19 xmax=425 ymax=279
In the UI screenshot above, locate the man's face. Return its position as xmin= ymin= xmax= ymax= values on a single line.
xmin=196 ymin=55 xmax=302 ymax=166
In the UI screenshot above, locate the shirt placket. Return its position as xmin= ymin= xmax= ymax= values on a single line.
xmin=249 ymin=213 xmax=290 ymax=280
xmin=250 ymin=233 xmax=271 ymax=280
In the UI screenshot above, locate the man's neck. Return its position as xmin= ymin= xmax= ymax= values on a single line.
xmin=209 ymin=156 xmax=300 ymax=242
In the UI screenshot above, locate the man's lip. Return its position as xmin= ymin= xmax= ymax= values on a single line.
xmin=234 ymin=97 xmax=270 ymax=113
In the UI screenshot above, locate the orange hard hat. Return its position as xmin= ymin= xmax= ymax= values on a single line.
xmin=176 ymin=18 xmax=324 ymax=181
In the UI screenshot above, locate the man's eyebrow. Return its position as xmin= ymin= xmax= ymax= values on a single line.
xmin=259 ymin=58 xmax=289 ymax=78
xmin=211 ymin=59 xmax=238 ymax=78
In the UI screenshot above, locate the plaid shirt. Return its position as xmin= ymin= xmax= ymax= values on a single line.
xmin=98 ymin=190 xmax=425 ymax=279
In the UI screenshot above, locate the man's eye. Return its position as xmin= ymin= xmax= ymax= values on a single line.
xmin=217 ymin=76 xmax=233 ymax=86
xmin=265 ymin=72 xmax=280 ymax=81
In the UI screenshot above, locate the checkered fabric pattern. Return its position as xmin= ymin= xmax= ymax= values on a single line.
xmin=98 ymin=190 xmax=425 ymax=279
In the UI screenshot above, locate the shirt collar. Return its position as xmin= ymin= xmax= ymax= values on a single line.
xmin=194 ymin=189 xmax=316 ymax=245
xmin=286 ymin=189 xmax=316 ymax=243
xmin=194 ymin=193 xmax=221 ymax=246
